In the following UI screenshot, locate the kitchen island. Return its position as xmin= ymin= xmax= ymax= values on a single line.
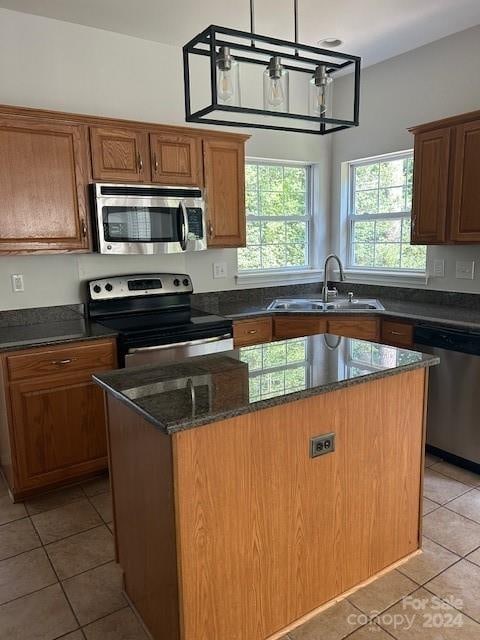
xmin=94 ymin=334 xmax=438 ymax=640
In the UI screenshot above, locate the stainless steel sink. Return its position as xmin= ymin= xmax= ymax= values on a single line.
xmin=267 ymin=298 xmax=385 ymax=312
xmin=267 ymin=299 xmax=326 ymax=311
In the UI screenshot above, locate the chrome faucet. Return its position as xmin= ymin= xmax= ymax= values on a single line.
xmin=322 ymin=254 xmax=345 ymax=302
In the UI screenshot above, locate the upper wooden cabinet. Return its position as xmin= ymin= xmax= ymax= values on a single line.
xmin=0 ymin=104 xmax=249 ymax=253
xmin=411 ymin=129 xmax=450 ymax=244
xmin=410 ymin=110 xmax=480 ymax=245
xmin=90 ymin=126 xmax=150 ymax=183
xmin=203 ymin=137 xmax=246 ymax=247
xmin=450 ymin=119 xmax=480 ymax=242
xmin=0 ymin=115 xmax=90 ymax=253
xmin=150 ymin=132 xmax=202 ymax=186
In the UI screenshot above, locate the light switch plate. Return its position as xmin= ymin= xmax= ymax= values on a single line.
xmin=11 ymin=274 xmax=24 ymax=293
xmin=456 ymin=261 xmax=475 ymax=280
xmin=213 ymin=262 xmax=227 ymax=279
xmin=432 ymin=259 xmax=445 ymax=278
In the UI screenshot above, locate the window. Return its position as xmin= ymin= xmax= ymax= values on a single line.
xmin=347 ymin=152 xmax=426 ymax=272
xmin=239 ymin=338 xmax=309 ymax=400
xmin=238 ymin=161 xmax=311 ymax=272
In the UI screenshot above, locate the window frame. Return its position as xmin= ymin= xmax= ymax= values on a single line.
xmin=238 ymin=158 xmax=314 ymax=275
xmin=346 ymin=150 xmax=426 ymax=275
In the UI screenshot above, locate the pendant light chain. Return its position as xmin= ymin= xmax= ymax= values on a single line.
xmin=250 ymin=0 xmax=256 ymax=47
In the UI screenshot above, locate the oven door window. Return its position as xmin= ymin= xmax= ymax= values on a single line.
xmin=102 ymin=206 xmax=180 ymax=243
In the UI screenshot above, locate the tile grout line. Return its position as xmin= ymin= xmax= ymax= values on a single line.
xmin=421 ymin=582 xmax=480 ymax=627
xmin=28 ymin=512 xmax=84 ymax=632
xmin=428 ymin=463 xmax=480 ymax=488
xmin=421 ymin=532 xmax=475 ymax=558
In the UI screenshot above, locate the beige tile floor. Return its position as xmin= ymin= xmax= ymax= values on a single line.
xmin=1 ymin=452 xmax=480 ymax=639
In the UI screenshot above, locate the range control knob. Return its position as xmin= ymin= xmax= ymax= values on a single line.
xmin=105 ymin=283 xmax=113 ymax=292
xmin=173 ymin=278 xmax=180 ymax=287
xmin=93 ymin=285 xmax=101 ymax=294
xmin=183 ymin=278 xmax=190 ymax=287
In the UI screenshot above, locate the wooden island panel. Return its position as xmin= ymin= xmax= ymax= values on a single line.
xmin=106 ymin=367 xmax=427 ymax=640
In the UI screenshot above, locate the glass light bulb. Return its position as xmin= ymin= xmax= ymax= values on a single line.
xmin=312 ymin=83 xmax=327 ymax=115
xmin=266 ymin=77 xmax=285 ymax=107
xmin=217 ymin=68 xmax=234 ymax=102
xmin=309 ymin=73 xmax=333 ymax=117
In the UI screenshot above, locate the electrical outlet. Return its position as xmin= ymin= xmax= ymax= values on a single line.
xmin=432 ymin=259 xmax=445 ymax=278
xmin=11 ymin=274 xmax=24 ymax=293
xmin=310 ymin=433 xmax=335 ymax=458
xmin=456 ymin=261 xmax=475 ymax=280
xmin=213 ymin=262 xmax=227 ymax=279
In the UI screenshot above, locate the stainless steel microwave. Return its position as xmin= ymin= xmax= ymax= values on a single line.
xmin=92 ymin=183 xmax=207 ymax=255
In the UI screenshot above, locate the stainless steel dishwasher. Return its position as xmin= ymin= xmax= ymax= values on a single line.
xmin=414 ymin=324 xmax=480 ymax=470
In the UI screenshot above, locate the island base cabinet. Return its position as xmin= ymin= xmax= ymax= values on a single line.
xmin=106 ymin=367 xmax=427 ymax=640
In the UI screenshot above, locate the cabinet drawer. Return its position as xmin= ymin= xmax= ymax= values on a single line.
xmin=233 ymin=317 xmax=272 ymax=347
xmin=381 ymin=320 xmax=414 ymax=347
xmin=327 ymin=317 xmax=380 ymax=341
xmin=7 ymin=339 xmax=116 ymax=381
xmin=274 ymin=316 xmax=328 ymax=340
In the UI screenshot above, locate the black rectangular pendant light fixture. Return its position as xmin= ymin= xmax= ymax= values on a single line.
xmin=182 ymin=1 xmax=361 ymax=135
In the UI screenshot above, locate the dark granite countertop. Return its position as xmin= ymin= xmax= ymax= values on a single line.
xmin=0 ymin=319 xmax=118 ymax=352
xmin=94 ymin=334 xmax=438 ymax=434
xmin=208 ymin=297 xmax=480 ymax=331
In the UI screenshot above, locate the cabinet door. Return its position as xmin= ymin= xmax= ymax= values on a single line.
xmin=203 ymin=137 xmax=246 ymax=247
xmin=274 ymin=316 xmax=328 ymax=340
xmin=411 ymin=128 xmax=451 ymax=244
xmin=450 ymin=119 xmax=480 ymax=242
xmin=327 ymin=317 xmax=380 ymax=341
xmin=90 ymin=126 xmax=149 ymax=182
xmin=150 ymin=133 xmax=202 ymax=186
xmin=10 ymin=371 xmax=109 ymax=491
xmin=0 ymin=118 xmax=89 ymax=253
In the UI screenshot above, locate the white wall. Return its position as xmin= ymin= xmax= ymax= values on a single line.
xmin=0 ymin=8 xmax=331 ymax=310
xmin=331 ymin=25 xmax=480 ymax=294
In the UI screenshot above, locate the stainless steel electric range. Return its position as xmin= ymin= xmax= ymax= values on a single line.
xmin=87 ymin=273 xmax=233 ymax=367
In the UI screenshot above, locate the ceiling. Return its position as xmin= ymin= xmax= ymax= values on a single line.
xmin=1 ymin=0 xmax=479 ymax=67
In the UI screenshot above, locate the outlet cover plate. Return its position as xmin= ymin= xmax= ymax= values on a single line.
xmin=11 ymin=274 xmax=24 ymax=293
xmin=432 ymin=259 xmax=445 ymax=278
xmin=310 ymin=433 xmax=335 ymax=458
xmin=456 ymin=261 xmax=475 ymax=280
xmin=213 ymin=262 xmax=227 ymax=279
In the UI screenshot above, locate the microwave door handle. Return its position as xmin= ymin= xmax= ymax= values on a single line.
xmin=179 ymin=201 xmax=189 ymax=251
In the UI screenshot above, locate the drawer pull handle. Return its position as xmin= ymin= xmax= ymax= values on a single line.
xmin=248 ymin=329 xmax=257 ymax=334
xmin=51 ymin=359 xmax=73 ymax=366
xmin=390 ymin=331 xmax=404 ymax=336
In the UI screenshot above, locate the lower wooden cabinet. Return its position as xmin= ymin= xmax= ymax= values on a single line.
xmin=233 ymin=317 xmax=273 ymax=347
xmin=273 ymin=315 xmax=380 ymax=342
xmin=381 ymin=319 xmax=414 ymax=348
xmin=232 ymin=314 xmax=414 ymax=351
xmin=327 ymin=317 xmax=380 ymax=342
xmin=0 ymin=338 xmax=116 ymax=499
xmin=274 ymin=316 xmax=328 ymax=340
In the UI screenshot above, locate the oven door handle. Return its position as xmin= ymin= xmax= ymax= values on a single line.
xmin=128 ymin=334 xmax=232 ymax=354
xmin=179 ymin=201 xmax=189 ymax=251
